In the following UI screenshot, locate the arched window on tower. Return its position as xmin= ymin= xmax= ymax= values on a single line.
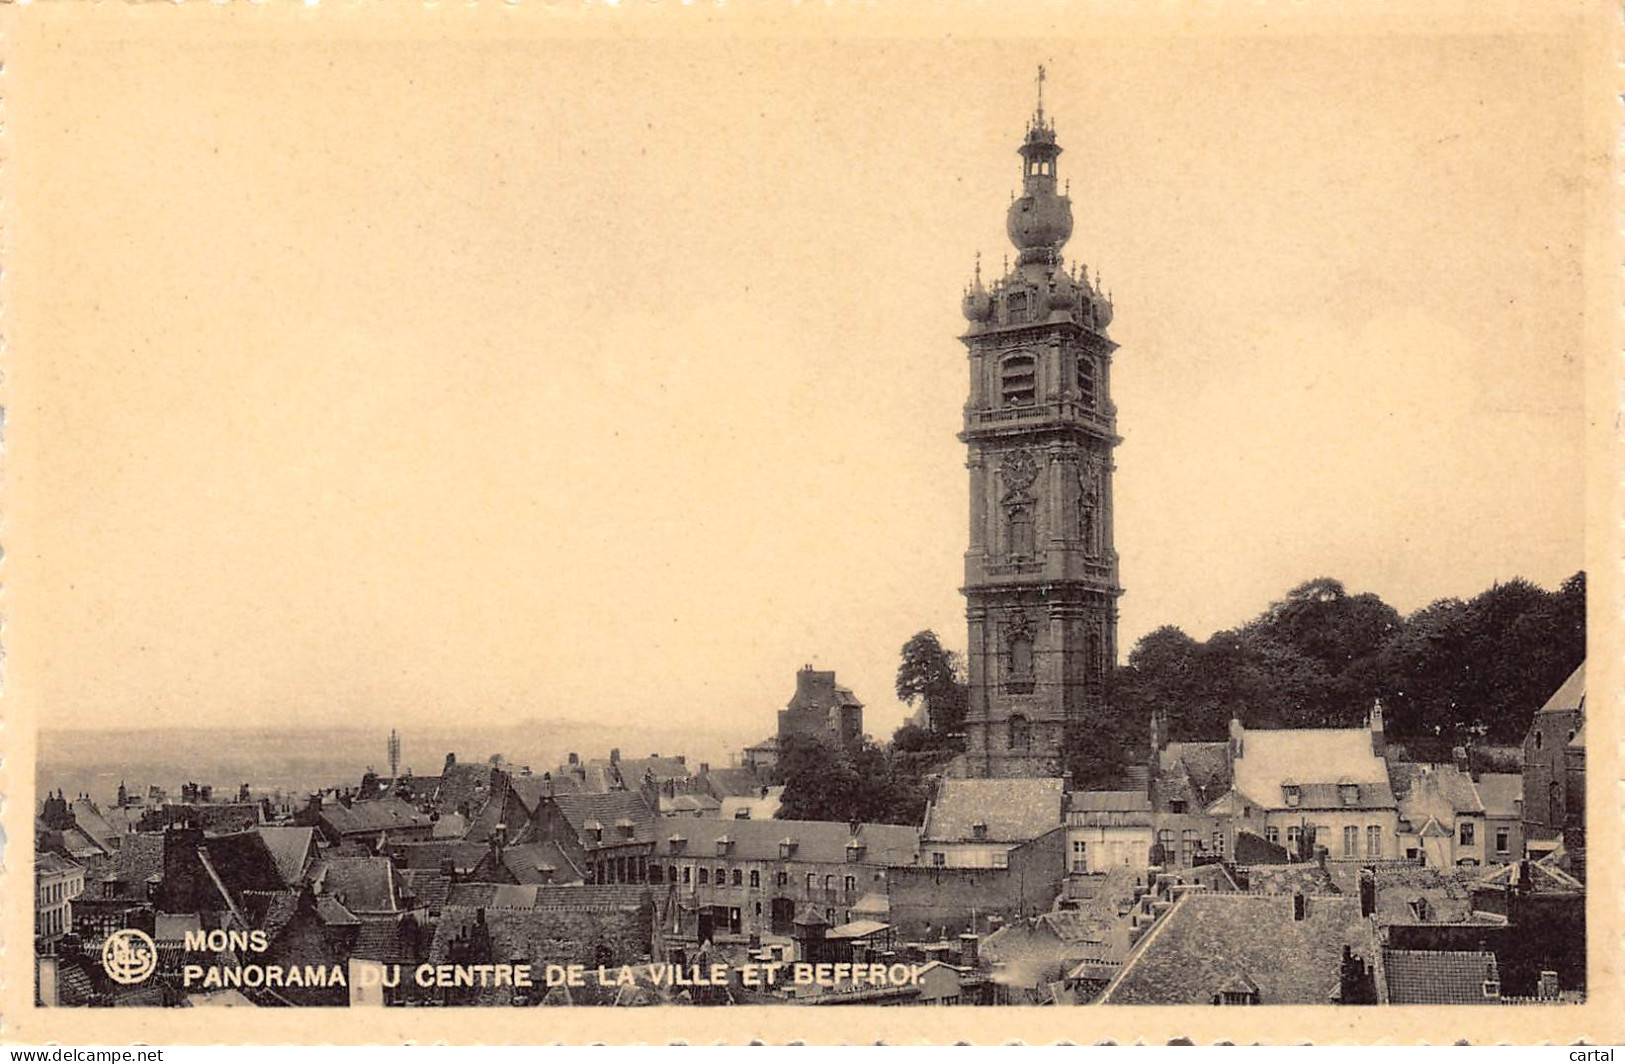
xmin=1007 ymin=505 xmax=1035 ymax=558
xmin=1001 ymin=353 xmax=1036 ymax=405
xmin=1009 ymin=714 xmax=1031 ymax=750
xmin=1087 ymin=629 xmax=1103 ymax=682
xmin=1076 ymin=354 xmax=1097 ymax=409
xmin=1009 ymin=632 xmax=1033 ymax=680
xmin=1549 ymin=780 xmax=1562 ymax=822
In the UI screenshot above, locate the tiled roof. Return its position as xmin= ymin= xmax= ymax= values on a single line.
xmin=447 ymin=883 xmax=544 ymax=909
xmin=500 ymin=841 xmax=584 ymax=885
xmin=1382 ymin=950 xmax=1500 ymax=1004
xmin=427 ymin=901 xmax=650 ymax=969
xmin=316 ymin=856 xmax=399 ymax=914
xmin=662 ymin=793 xmax=722 ymax=814
xmin=36 ymin=852 xmax=84 ymax=877
xmin=385 ymin=840 xmax=490 ymax=873
xmin=70 ymin=799 xmax=119 ymax=852
xmin=1535 ymin=662 xmax=1585 ymax=716
xmin=431 ymin=812 xmax=469 ymax=839
xmin=702 ymin=767 xmax=768 ymax=799
xmin=1238 ymin=864 xmax=1340 ymax=897
xmin=922 ymin=777 xmax=1064 ymax=843
xmin=165 ymin=803 xmax=263 ymax=835
xmin=1474 ymin=773 xmax=1522 ymax=819
xmin=113 ymin=833 xmax=166 ymax=884
xmin=316 ymin=894 xmax=360 ymax=927
xmin=200 ymin=831 xmax=286 ymax=899
xmin=435 ymin=761 xmax=499 ymax=816
xmin=651 ymin=817 xmax=919 ymax=866
xmin=398 ymin=870 xmax=453 ymax=914
xmin=1395 ymin=764 xmax=1484 ymax=829
xmin=253 ymin=826 xmax=315 ymax=888
xmin=1100 ymin=893 xmax=1372 ymax=1005
xmin=1232 ymin=729 xmax=1394 ymax=812
xmin=1069 ymin=791 xmax=1152 ymax=813
xmin=239 ymin=889 xmax=302 ymax=940
xmin=1158 ymin=742 xmax=1232 ymax=805
xmin=553 ymin=791 xmax=660 ymax=848
xmin=319 ymin=798 xmax=432 ymax=838
xmin=352 ymin=914 xmax=426 ymax=965
xmin=1367 ymin=866 xmax=1477 ymax=925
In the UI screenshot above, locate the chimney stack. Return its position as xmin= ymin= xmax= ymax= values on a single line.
xmin=1369 ymin=700 xmax=1386 ymax=758
xmin=1228 ymin=716 xmax=1244 ymax=760
xmin=958 ymin=933 xmax=981 ymax=969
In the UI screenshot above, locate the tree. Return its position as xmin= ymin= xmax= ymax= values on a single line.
xmin=895 ymin=630 xmax=968 ymax=741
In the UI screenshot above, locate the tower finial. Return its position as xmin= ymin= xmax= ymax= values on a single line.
xmin=974 ymin=251 xmax=982 ymax=284
xmin=1035 ymin=63 xmax=1046 ymax=127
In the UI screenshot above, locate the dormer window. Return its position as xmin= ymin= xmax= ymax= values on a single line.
xmin=585 ymin=819 xmax=604 ymax=843
xmin=617 ymin=817 xmax=636 ymax=838
xmin=1283 ymin=784 xmax=1301 ymax=808
xmin=667 ymin=833 xmax=687 ymax=853
xmin=846 ymin=840 xmax=867 ymax=862
xmin=715 ymin=835 xmax=733 ymax=857
xmin=972 ymin=821 xmax=989 ymax=841
xmin=779 ymin=838 xmax=798 ymax=859
xmin=1000 ymin=353 xmax=1037 ymax=406
xmin=1338 ymin=783 xmax=1359 ymax=807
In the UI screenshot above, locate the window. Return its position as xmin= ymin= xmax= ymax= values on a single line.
xmin=1534 ymin=731 xmax=1543 ymax=751
xmin=1459 ymin=822 xmax=1475 ymax=847
xmin=776 ymin=870 xmax=789 ymax=887
xmin=806 ymin=872 xmax=817 ymax=891
xmin=1495 ymin=828 xmax=1510 ymax=854
xmin=824 ymin=875 xmax=835 ymax=893
xmin=1007 ymin=507 xmax=1035 ymax=558
xmin=1284 ymin=785 xmax=1301 ymax=808
xmin=649 ymin=865 xmax=663 ymax=884
xmin=1158 ymin=829 xmax=1175 ymax=857
xmin=698 ymin=868 xmax=709 ymax=885
xmin=1009 ymin=714 xmax=1031 ymax=750
xmin=1009 ymin=633 xmax=1034 ymax=679
xmin=991 ymin=851 xmax=1010 ymax=869
xmin=669 ymin=865 xmax=678 ymax=884
xmin=1343 ymin=826 xmax=1358 ymax=857
xmin=1285 ymin=825 xmax=1300 ymax=850
xmin=732 ymin=869 xmax=743 ymax=887
xmin=1366 ymin=826 xmax=1382 ymax=858
xmin=750 ymin=869 xmax=760 ymax=889
xmin=1076 ymin=355 xmax=1097 ymax=407
xmin=1212 ymin=832 xmax=1225 ymax=857
xmin=1181 ymin=830 xmax=1199 ymax=865
xmin=844 ymin=875 xmax=855 ymax=893
xmin=1006 ymin=293 xmax=1033 ymax=327
xmin=1071 ymin=839 xmax=1089 ymax=873
xmin=683 ymin=865 xmax=692 ymax=884
xmin=715 ymin=867 xmax=726 ymax=885
xmin=1169 ymin=800 xmax=1187 ymax=814
xmin=1214 ymin=991 xmax=1258 ymax=1006
xmin=1549 ymin=781 xmax=1561 ymax=819
xmin=933 ymin=852 xmax=946 ymax=868
xmin=825 ymin=908 xmax=835 ymax=925
xmin=1000 ymin=353 xmax=1037 ymax=405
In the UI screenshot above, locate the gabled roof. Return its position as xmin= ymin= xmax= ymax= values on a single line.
xmin=1382 ymin=950 xmax=1499 ymax=1004
xmin=164 ymin=803 xmax=263 ymax=835
xmin=1237 ymin=863 xmax=1340 ymax=897
xmin=700 ymin=767 xmax=767 ymax=799
xmin=922 ymin=777 xmax=1064 ymax=843
xmin=1366 ymin=866 xmax=1478 ymax=926
xmin=200 ymin=830 xmax=287 ymax=900
xmin=112 ymin=832 xmax=166 ymax=884
xmin=36 ymin=852 xmax=84 ymax=877
xmin=254 ymin=826 xmax=316 ymax=888
xmin=319 ymin=798 xmax=433 ymax=837
xmin=1232 ymin=729 xmax=1393 ymax=812
xmin=1475 ymin=773 xmax=1522 ymax=819
xmin=652 ymin=817 xmax=919 ymax=866
xmin=501 ymin=841 xmax=585 ymax=885
xmin=1535 ymin=662 xmax=1585 ymax=716
xmin=1100 ymin=893 xmax=1372 ymax=1005
xmin=316 ymin=856 xmax=399 ymax=914
xmin=1395 ymin=763 xmax=1484 ymax=830
xmin=353 ymin=915 xmax=426 ymax=966
xmin=431 ymin=811 xmax=469 ymax=839
xmin=398 ymin=870 xmax=454 ymax=914
xmin=552 ymin=791 xmax=659 ymax=848
xmin=385 ymin=840 xmax=490 ymax=873
xmin=70 ymin=798 xmax=119 ymax=853
xmin=1157 ymin=742 xmax=1232 ymax=806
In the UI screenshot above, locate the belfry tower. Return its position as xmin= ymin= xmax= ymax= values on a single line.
xmin=958 ymin=71 xmax=1122 ymax=778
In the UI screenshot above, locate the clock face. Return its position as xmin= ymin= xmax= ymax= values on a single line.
xmin=1002 ymin=449 xmax=1039 ymax=492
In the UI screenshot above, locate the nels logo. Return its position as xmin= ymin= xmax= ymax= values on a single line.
xmin=101 ymin=928 xmax=158 ymax=985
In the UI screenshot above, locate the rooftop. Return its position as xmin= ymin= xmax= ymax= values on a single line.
xmin=1535 ymin=662 xmax=1585 ymax=716
xmin=923 ymin=777 xmax=1065 ymax=843
xmin=1382 ymin=949 xmax=1500 ymax=1005
xmin=653 ymin=817 xmax=919 ymax=866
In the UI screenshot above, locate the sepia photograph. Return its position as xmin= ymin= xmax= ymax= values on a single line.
xmin=1 ymin=1 xmax=1616 ymax=1047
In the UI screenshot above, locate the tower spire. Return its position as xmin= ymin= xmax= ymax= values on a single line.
xmin=1034 ymin=64 xmax=1046 ymax=128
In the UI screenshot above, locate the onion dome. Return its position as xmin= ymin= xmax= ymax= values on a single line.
xmin=1045 ymin=267 xmax=1077 ymax=312
xmin=1091 ymin=291 xmax=1113 ymax=329
xmin=1007 ymin=186 xmax=1073 ymax=263
xmin=961 ymin=255 xmax=993 ymax=322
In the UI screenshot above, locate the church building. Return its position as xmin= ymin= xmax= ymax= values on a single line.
xmin=958 ymin=74 xmax=1123 ymax=778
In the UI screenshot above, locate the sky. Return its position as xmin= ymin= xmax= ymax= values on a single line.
xmin=9 ymin=16 xmax=1591 ymax=748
